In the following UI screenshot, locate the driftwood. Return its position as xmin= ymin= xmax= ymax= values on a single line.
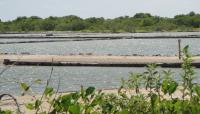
xmin=3 ymin=59 xmax=200 ymax=68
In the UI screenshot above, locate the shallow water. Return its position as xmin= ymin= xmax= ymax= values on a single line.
xmin=0 ymin=38 xmax=200 ymax=55
xmin=0 ymin=66 xmax=135 ymax=95
xmin=0 ymin=37 xmax=200 ymax=95
xmin=0 ymin=66 xmax=200 ymax=95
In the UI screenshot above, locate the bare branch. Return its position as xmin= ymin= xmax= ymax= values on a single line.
xmin=0 ymin=94 xmax=22 ymax=114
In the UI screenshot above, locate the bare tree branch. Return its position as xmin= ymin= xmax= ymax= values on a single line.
xmin=0 ymin=94 xmax=22 ymax=114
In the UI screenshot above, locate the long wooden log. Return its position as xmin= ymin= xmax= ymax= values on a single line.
xmin=1 ymin=55 xmax=200 ymax=67
xmin=3 ymin=59 xmax=200 ymax=68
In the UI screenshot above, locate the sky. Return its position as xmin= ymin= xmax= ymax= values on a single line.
xmin=0 ymin=0 xmax=200 ymax=21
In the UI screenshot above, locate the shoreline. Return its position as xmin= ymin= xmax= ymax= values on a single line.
xmin=1 ymin=54 xmax=200 ymax=67
xmin=0 ymin=32 xmax=200 ymax=39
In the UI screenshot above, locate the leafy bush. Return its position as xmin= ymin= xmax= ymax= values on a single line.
xmin=0 ymin=12 xmax=200 ymax=32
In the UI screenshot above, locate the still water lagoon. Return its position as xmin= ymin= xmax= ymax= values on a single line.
xmin=0 ymin=38 xmax=200 ymax=95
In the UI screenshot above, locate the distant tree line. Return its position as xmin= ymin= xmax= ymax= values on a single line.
xmin=0 ymin=12 xmax=200 ymax=32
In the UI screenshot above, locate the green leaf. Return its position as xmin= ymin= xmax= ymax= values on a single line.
xmin=34 ymin=79 xmax=42 ymax=84
xmin=116 ymin=110 xmax=129 ymax=114
xmin=40 ymin=112 xmax=46 ymax=114
xmin=35 ymin=99 xmax=42 ymax=109
xmin=25 ymin=103 xmax=34 ymax=110
xmin=91 ymin=112 xmax=98 ymax=114
xmin=85 ymin=87 xmax=95 ymax=96
xmin=71 ymin=92 xmax=80 ymax=101
xmin=174 ymin=100 xmax=182 ymax=112
xmin=69 ymin=104 xmax=81 ymax=114
xmin=150 ymin=93 xmax=158 ymax=109
xmin=52 ymin=100 xmax=62 ymax=112
xmin=61 ymin=95 xmax=73 ymax=110
xmin=0 ymin=110 xmax=12 ymax=114
xmin=20 ymin=82 xmax=29 ymax=91
xmin=162 ymin=80 xmax=168 ymax=94
xmin=195 ymin=85 xmax=200 ymax=97
xmin=183 ymin=45 xmax=189 ymax=54
xmin=168 ymin=81 xmax=178 ymax=95
xmin=44 ymin=87 xmax=54 ymax=96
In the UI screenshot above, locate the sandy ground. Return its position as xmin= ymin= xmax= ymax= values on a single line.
xmin=1 ymin=54 xmax=200 ymax=64
xmin=1 ymin=32 xmax=200 ymax=38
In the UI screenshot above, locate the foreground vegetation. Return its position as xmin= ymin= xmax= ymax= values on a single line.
xmin=0 ymin=46 xmax=200 ymax=114
xmin=0 ymin=12 xmax=200 ymax=33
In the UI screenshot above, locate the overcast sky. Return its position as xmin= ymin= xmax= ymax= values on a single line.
xmin=0 ymin=0 xmax=200 ymax=21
